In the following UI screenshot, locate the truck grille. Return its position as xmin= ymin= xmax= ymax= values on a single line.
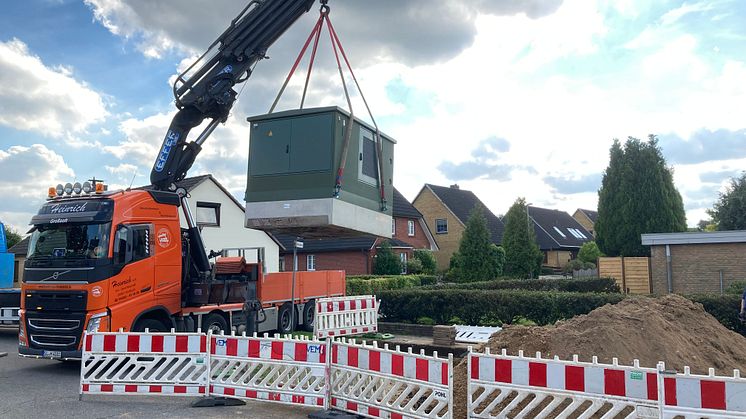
xmin=28 ymin=318 xmax=80 ymax=331
xmin=24 ymin=290 xmax=87 ymax=352
xmin=30 ymin=334 xmax=77 ymax=347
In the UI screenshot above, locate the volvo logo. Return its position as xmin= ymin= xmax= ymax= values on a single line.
xmin=41 ymin=270 xmax=71 ymax=282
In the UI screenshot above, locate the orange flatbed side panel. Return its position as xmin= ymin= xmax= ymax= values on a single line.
xmin=259 ymin=270 xmax=345 ymax=304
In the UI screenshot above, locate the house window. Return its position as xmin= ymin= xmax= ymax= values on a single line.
xmin=307 ymin=254 xmax=316 ymax=271
xmin=358 ymin=128 xmax=379 ymax=185
xmin=392 ymin=218 xmax=396 ymax=235
xmin=279 ymin=257 xmax=285 ymax=272
xmin=408 ymin=220 xmax=415 ymax=236
xmin=400 ymin=252 xmax=407 ymax=274
xmin=553 ymin=226 xmax=567 ymax=238
xmin=435 ymin=219 xmax=448 ymax=234
xmin=196 ymin=202 xmax=221 ymax=227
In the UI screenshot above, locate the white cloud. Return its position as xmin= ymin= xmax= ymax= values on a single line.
xmin=0 ymin=144 xmax=76 ymax=232
xmin=0 ymin=38 xmax=108 ymax=137
xmin=660 ymin=1 xmax=715 ymax=26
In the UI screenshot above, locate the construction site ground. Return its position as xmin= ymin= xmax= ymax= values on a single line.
xmin=0 ymin=328 xmax=314 ymax=419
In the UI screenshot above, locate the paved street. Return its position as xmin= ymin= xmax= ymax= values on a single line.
xmin=0 ymin=328 xmax=315 ymax=419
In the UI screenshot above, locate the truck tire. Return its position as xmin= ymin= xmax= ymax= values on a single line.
xmin=302 ymin=300 xmax=315 ymax=332
xmin=203 ymin=313 xmax=228 ymax=335
xmin=133 ymin=318 xmax=168 ymax=333
xmin=277 ymin=303 xmax=295 ymax=334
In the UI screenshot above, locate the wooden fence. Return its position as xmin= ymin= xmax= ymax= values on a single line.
xmin=598 ymin=256 xmax=651 ymax=294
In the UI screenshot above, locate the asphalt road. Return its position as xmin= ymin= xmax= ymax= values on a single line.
xmin=0 ymin=328 xmax=316 ymax=419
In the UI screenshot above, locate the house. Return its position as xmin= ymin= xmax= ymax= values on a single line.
xmin=573 ymin=208 xmax=598 ymax=237
xmin=391 ymin=188 xmax=439 ymax=251
xmin=642 ymin=231 xmax=746 ymax=294
xmin=528 ymin=206 xmax=593 ymax=269
xmin=413 ymin=184 xmax=505 ymax=270
xmin=276 ymin=235 xmax=414 ymax=275
xmin=276 ymin=187 xmax=438 ymax=274
xmin=8 ymin=237 xmax=29 ymax=286
xmin=148 ymin=174 xmax=282 ymax=272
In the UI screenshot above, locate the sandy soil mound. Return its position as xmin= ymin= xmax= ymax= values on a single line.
xmin=452 ymin=294 xmax=746 ymax=419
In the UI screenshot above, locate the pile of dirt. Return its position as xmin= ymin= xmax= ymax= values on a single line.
xmin=452 ymin=294 xmax=746 ymax=419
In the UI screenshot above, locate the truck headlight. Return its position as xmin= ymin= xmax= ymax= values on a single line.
xmin=87 ymin=311 xmax=110 ymax=333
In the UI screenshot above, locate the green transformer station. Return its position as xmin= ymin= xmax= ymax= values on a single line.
xmin=244 ymin=106 xmax=395 ymax=238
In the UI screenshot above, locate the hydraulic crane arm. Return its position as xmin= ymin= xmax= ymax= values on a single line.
xmin=150 ymin=0 xmax=316 ymax=190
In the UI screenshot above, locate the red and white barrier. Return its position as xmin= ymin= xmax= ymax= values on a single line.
xmin=659 ymin=364 xmax=746 ymax=418
xmin=468 ymin=348 xmax=660 ymax=418
xmin=80 ymin=331 xmax=210 ymax=398
xmin=330 ymin=338 xmax=453 ymax=419
xmin=314 ymin=295 xmax=378 ymax=339
xmin=209 ymin=333 xmax=329 ymax=409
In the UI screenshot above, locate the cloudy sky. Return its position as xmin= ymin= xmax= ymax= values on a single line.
xmin=1 ymin=0 xmax=745 ymax=233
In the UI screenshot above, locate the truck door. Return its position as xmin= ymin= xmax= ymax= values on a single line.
xmin=109 ymin=224 xmax=155 ymax=308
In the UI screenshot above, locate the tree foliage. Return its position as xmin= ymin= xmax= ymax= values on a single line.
xmin=1 ymin=223 xmax=22 ymax=250
xmin=373 ymin=241 xmax=402 ymax=275
xmin=707 ymin=172 xmax=746 ymax=231
xmin=412 ymin=249 xmax=437 ymax=274
xmin=596 ymin=136 xmax=686 ymax=257
xmin=448 ymin=206 xmax=503 ymax=282
xmin=577 ymin=241 xmax=603 ymax=264
xmin=502 ymin=198 xmax=543 ymax=278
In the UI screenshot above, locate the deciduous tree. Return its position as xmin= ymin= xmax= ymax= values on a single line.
xmin=707 ymin=173 xmax=746 ymax=230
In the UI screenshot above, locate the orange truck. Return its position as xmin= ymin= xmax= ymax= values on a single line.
xmin=19 ymin=184 xmax=345 ymax=360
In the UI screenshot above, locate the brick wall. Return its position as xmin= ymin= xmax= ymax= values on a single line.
xmin=650 ymin=242 xmax=746 ymax=294
xmin=281 ymin=251 xmax=372 ymax=275
xmin=572 ymin=210 xmax=595 ymax=236
xmin=392 ymin=216 xmax=431 ymax=249
xmin=413 ymin=188 xmax=465 ymax=270
xmin=281 ymin=246 xmax=415 ymax=275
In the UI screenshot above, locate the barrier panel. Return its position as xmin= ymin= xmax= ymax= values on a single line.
xmin=658 ymin=364 xmax=746 ymax=418
xmin=0 ymin=306 xmax=19 ymax=326
xmin=314 ymin=295 xmax=378 ymax=339
xmin=454 ymin=325 xmax=501 ymax=344
xmin=468 ymin=348 xmax=659 ymax=418
xmin=330 ymin=338 xmax=453 ymax=419
xmin=80 ymin=331 xmax=209 ymax=397
xmin=209 ymin=332 xmax=329 ymax=409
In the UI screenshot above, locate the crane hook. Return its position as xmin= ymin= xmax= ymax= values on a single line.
xmin=319 ymin=0 xmax=329 ymax=15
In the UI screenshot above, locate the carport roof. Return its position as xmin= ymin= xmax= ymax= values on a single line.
xmin=641 ymin=230 xmax=746 ymax=245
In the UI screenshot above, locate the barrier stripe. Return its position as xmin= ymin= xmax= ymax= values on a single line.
xmin=210 ymin=384 xmax=325 ymax=407
xmin=88 ymin=333 xmax=206 ymax=353
xmin=471 ymin=354 xmax=657 ymax=401
xmin=82 ymin=384 xmax=206 ymax=395
xmin=211 ymin=336 xmax=326 ymax=363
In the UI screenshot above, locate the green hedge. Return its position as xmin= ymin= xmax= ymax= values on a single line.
xmin=377 ymin=289 xmax=625 ymax=325
xmin=688 ymin=294 xmax=746 ymax=335
xmin=725 ymin=281 xmax=746 ymax=295
xmin=346 ymin=275 xmax=437 ymax=295
xmin=423 ymin=277 xmax=620 ymax=293
xmin=376 ymin=288 xmax=745 ymax=335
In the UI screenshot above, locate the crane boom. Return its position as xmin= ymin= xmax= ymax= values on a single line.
xmin=150 ymin=0 xmax=315 ymax=191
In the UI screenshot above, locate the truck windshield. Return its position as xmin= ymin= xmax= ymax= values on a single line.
xmin=28 ymin=222 xmax=112 ymax=260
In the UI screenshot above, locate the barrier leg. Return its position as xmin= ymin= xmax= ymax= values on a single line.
xmin=191 ymin=330 xmax=246 ymax=408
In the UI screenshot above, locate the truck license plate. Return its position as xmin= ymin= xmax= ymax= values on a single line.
xmin=43 ymin=350 xmax=62 ymax=359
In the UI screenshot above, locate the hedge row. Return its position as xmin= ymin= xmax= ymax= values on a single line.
xmin=687 ymin=294 xmax=746 ymax=335
xmin=377 ymin=289 xmax=625 ymax=326
xmin=346 ymin=275 xmax=437 ymax=295
xmin=376 ymin=288 xmax=746 ymax=336
xmin=423 ymin=277 xmax=620 ymax=293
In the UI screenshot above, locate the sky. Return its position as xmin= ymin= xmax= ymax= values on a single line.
xmin=0 ymin=0 xmax=745 ymax=233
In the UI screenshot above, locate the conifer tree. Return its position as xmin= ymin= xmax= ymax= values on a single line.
xmin=502 ymin=198 xmax=542 ymax=278
xmin=596 ymin=135 xmax=686 ymax=256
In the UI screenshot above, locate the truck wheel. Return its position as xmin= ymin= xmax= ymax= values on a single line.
xmin=133 ymin=318 xmax=168 ymax=333
xmin=277 ymin=303 xmax=295 ymax=335
xmin=203 ymin=313 xmax=228 ymax=335
xmin=302 ymin=300 xmax=315 ymax=332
